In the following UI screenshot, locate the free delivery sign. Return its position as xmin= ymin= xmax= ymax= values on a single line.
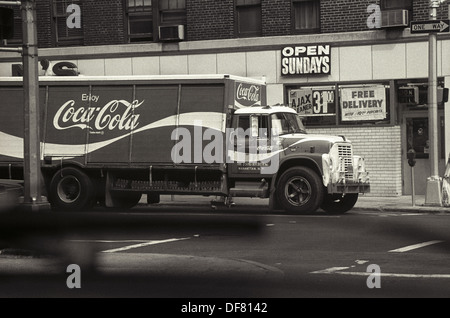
xmin=340 ymin=86 xmax=386 ymax=121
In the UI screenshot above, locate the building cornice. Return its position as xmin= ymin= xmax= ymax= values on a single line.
xmin=0 ymin=28 xmax=448 ymax=62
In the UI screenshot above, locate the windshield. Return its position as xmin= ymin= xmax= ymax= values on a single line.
xmin=271 ymin=112 xmax=306 ymax=135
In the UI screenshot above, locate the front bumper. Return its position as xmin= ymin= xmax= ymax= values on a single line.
xmin=327 ymin=181 xmax=370 ymax=194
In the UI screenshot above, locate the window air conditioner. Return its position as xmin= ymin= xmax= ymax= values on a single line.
xmin=158 ymin=25 xmax=185 ymax=41
xmin=381 ymin=9 xmax=409 ymax=28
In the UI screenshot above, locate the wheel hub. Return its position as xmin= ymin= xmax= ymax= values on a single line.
xmin=285 ymin=176 xmax=311 ymax=206
xmin=57 ymin=176 xmax=81 ymax=203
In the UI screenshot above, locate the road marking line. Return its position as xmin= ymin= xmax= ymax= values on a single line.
xmin=101 ymin=237 xmax=190 ymax=253
xmin=310 ymin=267 xmax=350 ymax=274
xmin=69 ymin=240 xmax=157 ymax=243
xmin=388 ymin=240 xmax=443 ymax=253
xmin=311 ymin=269 xmax=450 ymax=279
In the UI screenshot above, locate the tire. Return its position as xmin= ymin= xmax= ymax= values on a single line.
xmin=321 ymin=193 xmax=359 ymax=215
xmin=49 ymin=167 xmax=95 ymax=211
xmin=109 ymin=192 xmax=142 ymax=209
xmin=147 ymin=193 xmax=160 ymax=204
xmin=276 ymin=167 xmax=324 ymax=214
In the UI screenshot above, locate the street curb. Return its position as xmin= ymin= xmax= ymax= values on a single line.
xmin=352 ymin=205 xmax=450 ymax=213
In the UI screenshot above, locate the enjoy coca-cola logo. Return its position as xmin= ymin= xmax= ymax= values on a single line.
xmin=236 ymin=83 xmax=260 ymax=106
xmin=53 ymin=99 xmax=143 ymax=132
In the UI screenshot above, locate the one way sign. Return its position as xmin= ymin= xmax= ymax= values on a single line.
xmin=410 ymin=20 xmax=450 ymax=33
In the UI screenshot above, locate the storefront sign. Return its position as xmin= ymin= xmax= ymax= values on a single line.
xmin=289 ymin=88 xmax=335 ymax=115
xmin=281 ymin=45 xmax=331 ymax=76
xmin=340 ymin=86 xmax=386 ymax=121
xmin=398 ymin=86 xmax=419 ymax=104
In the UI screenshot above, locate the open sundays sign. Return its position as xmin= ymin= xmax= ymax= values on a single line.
xmin=281 ymin=45 xmax=331 ymax=76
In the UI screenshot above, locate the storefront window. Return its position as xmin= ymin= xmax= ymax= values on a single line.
xmin=406 ymin=117 xmax=429 ymax=159
xmin=339 ymin=84 xmax=389 ymax=124
xmin=287 ymin=83 xmax=391 ymax=127
xmin=288 ymin=86 xmax=336 ymax=126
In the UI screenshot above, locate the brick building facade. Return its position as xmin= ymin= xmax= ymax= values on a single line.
xmin=1 ymin=0 xmax=450 ymax=197
xmin=5 ymin=0 xmax=449 ymax=47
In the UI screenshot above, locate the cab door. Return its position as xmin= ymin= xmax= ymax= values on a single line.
xmin=227 ymin=114 xmax=272 ymax=177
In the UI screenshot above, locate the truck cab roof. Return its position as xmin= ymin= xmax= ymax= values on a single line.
xmin=234 ymin=105 xmax=297 ymax=115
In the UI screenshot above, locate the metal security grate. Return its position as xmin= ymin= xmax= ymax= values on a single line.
xmin=338 ymin=144 xmax=353 ymax=179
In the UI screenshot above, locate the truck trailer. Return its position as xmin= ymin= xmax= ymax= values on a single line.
xmin=0 ymin=74 xmax=369 ymax=214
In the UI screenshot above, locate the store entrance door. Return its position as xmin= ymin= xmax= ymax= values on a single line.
xmin=402 ymin=110 xmax=445 ymax=195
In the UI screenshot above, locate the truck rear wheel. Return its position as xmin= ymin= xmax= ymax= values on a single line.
xmin=109 ymin=192 xmax=142 ymax=209
xmin=147 ymin=193 xmax=160 ymax=204
xmin=321 ymin=193 xmax=358 ymax=214
xmin=276 ymin=167 xmax=324 ymax=214
xmin=49 ymin=167 xmax=95 ymax=211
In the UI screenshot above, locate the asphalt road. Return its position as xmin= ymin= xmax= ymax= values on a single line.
xmin=1 ymin=200 xmax=450 ymax=302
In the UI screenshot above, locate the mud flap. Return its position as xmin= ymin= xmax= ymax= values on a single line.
xmin=268 ymin=180 xmax=283 ymax=212
xmin=104 ymin=171 xmax=114 ymax=208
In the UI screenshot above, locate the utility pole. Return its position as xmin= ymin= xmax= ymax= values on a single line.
xmin=21 ymin=0 xmax=49 ymax=211
xmin=425 ymin=0 xmax=443 ymax=206
xmin=0 ymin=0 xmax=49 ymax=211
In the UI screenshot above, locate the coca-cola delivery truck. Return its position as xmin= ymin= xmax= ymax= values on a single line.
xmin=0 ymin=74 xmax=369 ymax=214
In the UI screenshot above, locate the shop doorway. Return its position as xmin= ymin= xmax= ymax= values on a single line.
xmin=402 ymin=110 xmax=445 ymax=195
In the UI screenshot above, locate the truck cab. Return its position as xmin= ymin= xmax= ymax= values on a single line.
xmin=227 ymin=105 xmax=370 ymax=214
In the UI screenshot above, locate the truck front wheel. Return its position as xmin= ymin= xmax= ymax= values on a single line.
xmin=49 ymin=167 xmax=95 ymax=211
xmin=321 ymin=193 xmax=358 ymax=214
xmin=276 ymin=167 xmax=324 ymax=214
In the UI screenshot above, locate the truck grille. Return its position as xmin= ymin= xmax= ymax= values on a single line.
xmin=338 ymin=144 xmax=353 ymax=179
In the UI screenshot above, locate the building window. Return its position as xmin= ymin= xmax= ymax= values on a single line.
xmin=292 ymin=0 xmax=320 ymax=34
xmin=52 ymin=0 xmax=83 ymax=46
xmin=126 ymin=0 xmax=153 ymax=43
xmin=236 ymin=0 xmax=262 ymax=38
xmin=159 ymin=0 xmax=186 ymax=25
xmin=381 ymin=0 xmax=412 ymax=10
xmin=1 ymin=7 xmax=22 ymax=45
xmin=380 ymin=0 xmax=412 ymax=20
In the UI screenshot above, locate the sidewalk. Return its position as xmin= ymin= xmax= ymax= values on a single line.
xmin=354 ymin=194 xmax=450 ymax=213
xmin=152 ymin=194 xmax=450 ymax=213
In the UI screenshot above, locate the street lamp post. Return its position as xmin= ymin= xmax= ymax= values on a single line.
xmin=425 ymin=0 xmax=443 ymax=206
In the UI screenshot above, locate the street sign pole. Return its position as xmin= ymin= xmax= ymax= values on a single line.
xmin=20 ymin=0 xmax=49 ymax=212
xmin=425 ymin=0 xmax=443 ymax=206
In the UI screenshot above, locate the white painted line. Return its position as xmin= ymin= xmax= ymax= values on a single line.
xmin=310 ymin=267 xmax=350 ymax=274
xmin=69 ymin=240 xmax=155 ymax=243
xmin=313 ymin=270 xmax=450 ymax=279
xmin=388 ymin=240 xmax=444 ymax=253
xmin=101 ymin=237 xmax=190 ymax=253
